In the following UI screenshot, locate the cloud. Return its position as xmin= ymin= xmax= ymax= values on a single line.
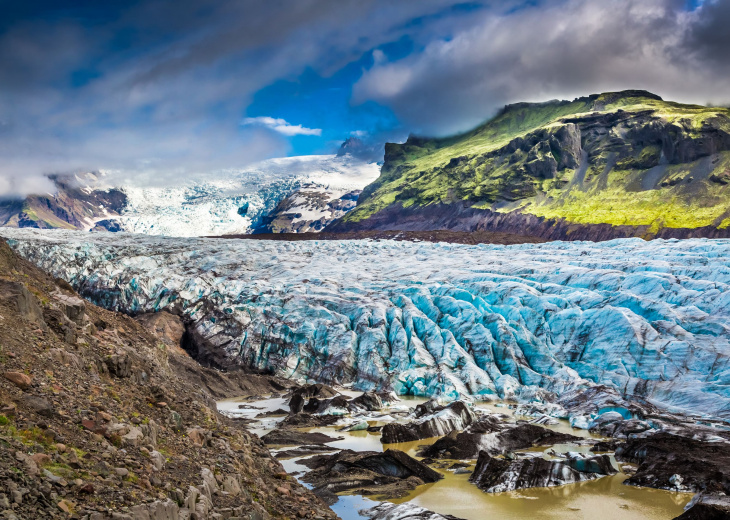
xmin=241 ymin=116 xmax=322 ymax=136
xmin=0 ymin=0 xmax=471 ymax=197
xmin=352 ymin=0 xmax=730 ymax=136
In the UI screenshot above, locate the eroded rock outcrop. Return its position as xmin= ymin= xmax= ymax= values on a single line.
xmin=419 ymin=422 xmax=582 ymax=460
xmin=470 ymin=451 xmax=617 ymax=492
xmin=381 ymin=401 xmax=476 ymax=444
xmin=616 ymin=433 xmax=730 ymax=493
xmin=301 ymin=449 xmax=442 ymax=503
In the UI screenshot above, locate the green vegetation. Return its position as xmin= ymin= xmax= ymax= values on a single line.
xmin=345 ymin=90 xmax=730 ymax=232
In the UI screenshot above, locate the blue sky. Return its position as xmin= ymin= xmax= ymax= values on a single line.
xmin=0 ymin=0 xmax=728 ymax=195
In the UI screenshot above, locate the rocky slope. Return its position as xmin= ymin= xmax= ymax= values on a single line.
xmin=331 ymin=90 xmax=730 ymax=240
xmin=2 ymin=229 xmax=730 ymax=424
xmin=0 ymin=239 xmax=337 ymax=519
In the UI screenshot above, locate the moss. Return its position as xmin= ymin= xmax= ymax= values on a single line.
xmin=348 ymin=91 xmax=730 ymax=230
xmin=0 ymin=415 xmax=10 ymax=426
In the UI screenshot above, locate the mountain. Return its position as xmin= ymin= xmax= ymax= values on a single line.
xmin=330 ymin=90 xmax=730 ymax=240
xmin=0 ymin=155 xmax=380 ymax=237
xmin=0 ymin=173 xmax=127 ymax=230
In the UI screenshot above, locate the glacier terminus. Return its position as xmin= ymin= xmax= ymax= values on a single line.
xmin=2 ymin=228 xmax=730 ymax=423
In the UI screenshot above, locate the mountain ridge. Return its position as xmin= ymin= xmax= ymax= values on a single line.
xmin=330 ymin=90 xmax=730 ymax=240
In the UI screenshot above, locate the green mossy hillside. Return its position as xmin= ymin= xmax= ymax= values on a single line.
xmin=346 ymin=90 xmax=730 ymax=231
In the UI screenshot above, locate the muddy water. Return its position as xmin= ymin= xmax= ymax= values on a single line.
xmin=218 ymin=394 xmax=692 ymax=520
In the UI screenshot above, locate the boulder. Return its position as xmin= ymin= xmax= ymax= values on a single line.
xmin=419 ymin=422 xmax=581 ymax=460
xmin=4 ymin=371 xmax=32 ymax=390
xmin=0 ymin=280 xmax=46 ymax=329
xmin=470 ymin=451 xmax=616 ymax=492
xmin=52 ymin=292 xmax=86 ymax=325
xmin=616 ymin=432 xmax=730 ymax=493
xmin=362 ymin=502 xmax=466 ymax=520
xmin=301 ymin=449 xmax=442 ymax=503
xmin=20 ymin=395 xmax=54 ymax=417
xmin=381 ymin=401 xmax=476 ymax=444
xmin=260 ymin=429 xmax=342 ymax=446
xmin=674 ymin=493 xmax=730 ymax=520
xmin=349 ymin=392 xmax=383 ymax=412
xmin=105 ymin=352 xmax=132 ymax=378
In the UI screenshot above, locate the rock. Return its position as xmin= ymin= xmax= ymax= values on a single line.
xmin=301 ymin=449 xmax=442 ymax=503
xmin=381 ymin=401 xmax=476 ymax=444
xmin=288 ymin=393 xmax=305 ymax=414
xmin=222 ymin=475 xmax=241 ymax=496
xmin=5 ymin=372 xmax=33 ymax=390
xmin=470 ymin=451 xmax=617 ymax=492
xmin=275 ymin=445 xmax=338 ymax=459
xmin=362 ymin=502 xmax=466 ymax=520
xmin=186 ymin=427 xmax=211 ymax=447
xmin=135 ymin=311 xmax=185 ymax=348
xmin=57 ymin=499 xmax=74 ymax=513
xmin=674 ymin=493 xmax=730 ymax=519
xmin=20 ymin=395 xmax=54 ymax=417
xmin=31 ymin=453 xmax=51 ymax=466
xmin=105 ymin=352 xmax=132 ymax=378
xmin=121 ymin=426 xmax=144 ymax=447
xmin=0 ymin=280 xmax=46 ymax=329
xmin=616 ymin=432 xmax=730 ymax=493
xmin=3 ymin=372 xmax=32 ymax=390
xmin=349 ymin=392 xmax=383 ymax=412
xmin=150 ymin=450 xmax=165 ymax=471
xmin=261 ymin=430 xmax=343 ymax=446
xmin=114 ymin=467 xmax=129 ymax=477
xmin=52 ymin=292 xmax=86 ymax=325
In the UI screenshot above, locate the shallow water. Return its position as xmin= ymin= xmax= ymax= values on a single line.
xmin=219 ymin=393 xmax=692 ymax=520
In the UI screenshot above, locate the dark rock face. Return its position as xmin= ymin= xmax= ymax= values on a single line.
xmin=381 ymin=401 xmax=476 ymax=444
xmin=616 ymin=433 xmax=730 ymax=493
xmin=419 ymin=423 xmax=582 ymax=460
xmin=470 ymin=451 xmax=617 ymax=492
xmin=674 ymin=494 xmax=730 ymax=520
xmin=260 ymin=429 xmax=343 ymax=446
xmin=301 ymin=449 xmax=442 ymax=504
xmin=350 ymin=392 xmax=383 ymax=411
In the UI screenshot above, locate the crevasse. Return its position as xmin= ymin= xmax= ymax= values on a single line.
xmin=2 ymin=229 xmax=730 ymax=419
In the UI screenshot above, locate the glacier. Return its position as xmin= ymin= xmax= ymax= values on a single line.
xmin=2 ymin=229 xmax=730 ymax=420
xmin=80 ymin=155 xmax=380 ymax=236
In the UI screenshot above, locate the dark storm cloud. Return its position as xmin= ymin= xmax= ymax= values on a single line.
xmin=353 ymin=0 xmax=730 ymax=136
xmin=0 ymin=0 xmax=476 ymax=195
xmin=686 ymin=0 xmax=730 ymax=71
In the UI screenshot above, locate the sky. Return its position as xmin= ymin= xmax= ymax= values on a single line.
xmin=1 ymin=0 xmax=729 ymax=196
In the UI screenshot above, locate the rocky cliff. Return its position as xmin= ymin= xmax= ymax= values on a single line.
xmin=331 ymin=90 xmax=730 ymax=240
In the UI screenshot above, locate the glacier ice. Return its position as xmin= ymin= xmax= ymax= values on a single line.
xmin=79 ymin=155 xmax=380 ymax=236
xmin=2 ymin=228 xmax=730 ymax=419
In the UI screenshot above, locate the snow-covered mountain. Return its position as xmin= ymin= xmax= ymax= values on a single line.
xmin=3 ymin=229 xmax=730 ymax=422
xmin=1 ymin=155 xmax=380 ymax=237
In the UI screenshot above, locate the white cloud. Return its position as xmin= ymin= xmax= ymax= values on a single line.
xmin=241 ymin=116 xmax=322 ymax=137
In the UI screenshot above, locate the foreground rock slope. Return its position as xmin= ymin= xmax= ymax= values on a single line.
xmin=0 ymin=239 xmax=336 ymax=519
xmin=3 ymin=229 xmax=729 ymax=423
